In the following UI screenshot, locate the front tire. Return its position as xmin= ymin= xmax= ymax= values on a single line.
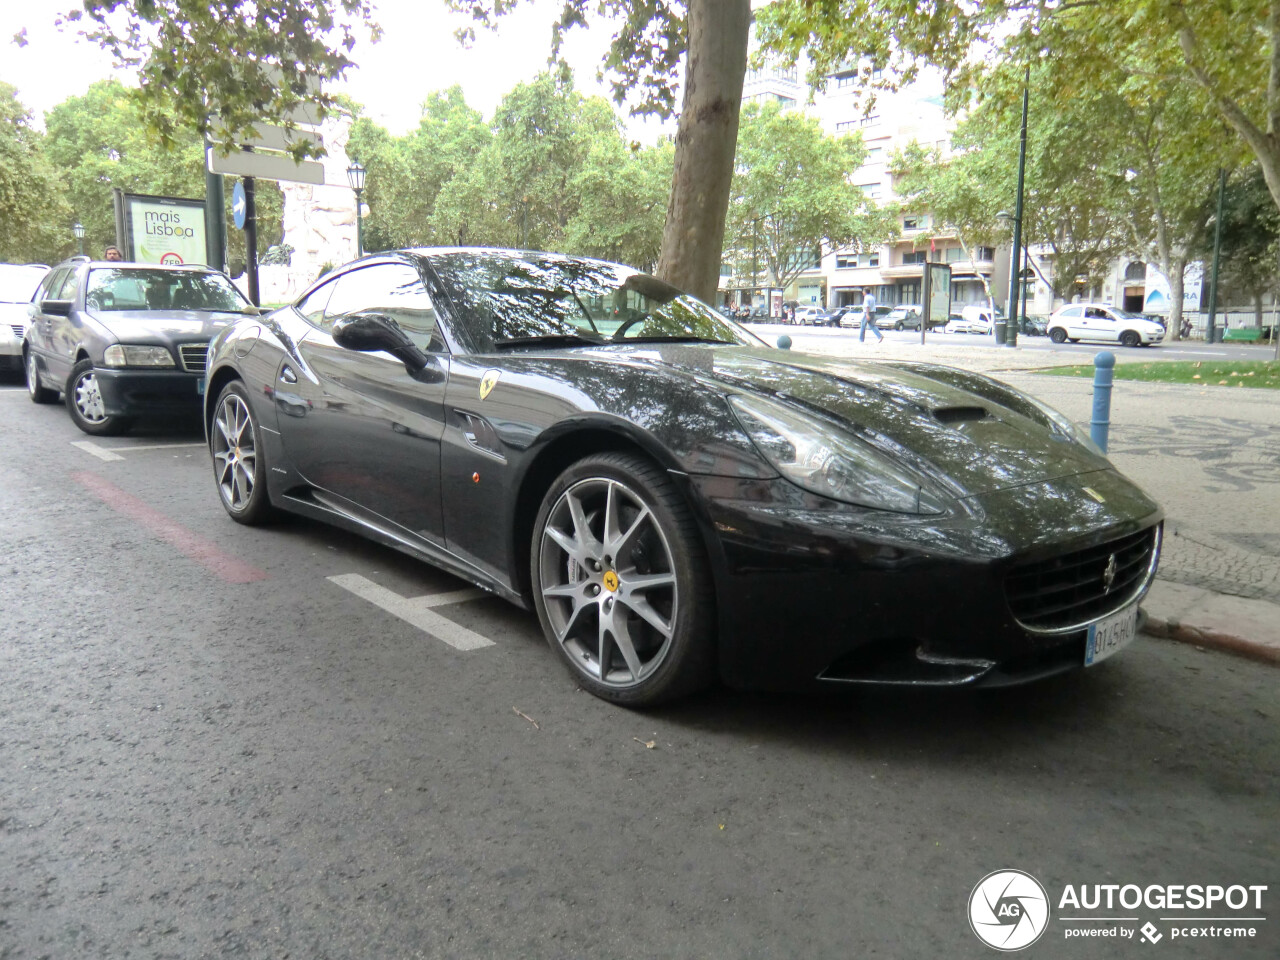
xmin=211 ymin=380 xmax=275 ymax=524
xmin=1049 ymin=328 xmax=1067 ymax=343
xmin=66 ymin=359 xmax=132 ymax=435
xmin=26 ymin=350 xmax=56 ymax=404
xmin=531 ymin=452 xmax=715 ymax=706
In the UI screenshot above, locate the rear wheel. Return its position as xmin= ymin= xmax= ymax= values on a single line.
xmin=211 ymin=380 xmax=275 ymax=524
xmin=1120 ymin=330 xmax=1141 ymax=347
xmin=26 ymin=350 xmax=56 ymax=404
xmin=531 ymin=452 xmax=715 ymax=706
xmin=66 ymin=359 xmax=132 ymax=436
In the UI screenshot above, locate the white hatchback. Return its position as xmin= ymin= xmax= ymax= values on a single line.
xmin=1048 ymin=303 xmax=1166 ymax=347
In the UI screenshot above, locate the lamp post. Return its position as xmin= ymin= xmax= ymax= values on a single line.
xmin=997 ymin=209 xmax=1029 ymax=344
xmin=72 ymin=221 xmax=85 ymax=257
xmin=346 ymin=161 xmax=366 ymax=257
xmin=998 ymin=65 xmax=1031 ymax=348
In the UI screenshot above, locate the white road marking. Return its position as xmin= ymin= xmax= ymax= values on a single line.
xmin=70 ymin=440 xmax=125 ymax=462
xmin=120 ymin=442 xmax=206 ymax=452
xmin=71 ymin=440 xmax=205 ymax=461
xmin=327 ymin=573 xmax=495 ymax=651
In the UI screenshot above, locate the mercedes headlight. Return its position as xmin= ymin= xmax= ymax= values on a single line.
xmin=103 ymin=344 xmax=175 ymax=368
xmin=729 ymin=394 xmax=944 ymax=514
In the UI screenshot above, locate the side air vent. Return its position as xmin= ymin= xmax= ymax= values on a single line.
xmin=933 ymin=406 xmax=989 ymax=424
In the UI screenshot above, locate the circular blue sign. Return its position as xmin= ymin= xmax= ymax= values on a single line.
xmin=232 ymin=181 xmax=247 ymax=230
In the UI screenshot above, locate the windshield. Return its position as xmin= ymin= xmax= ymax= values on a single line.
xmin=427 ymin=251 xmax=766 ymax=352
xmin=0 ymin=266 xmax=48 ymax=304
xmin=1111 ymin=308 xmax=1146 ymax=320
xmin=86 ymin=268 xmax=250 ymax=313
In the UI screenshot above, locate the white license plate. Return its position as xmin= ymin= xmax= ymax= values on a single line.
xmin=196 ymin=377 xmax=206 ymax=395
xmin=1085 ymin=604 xmax=1138 ymax=666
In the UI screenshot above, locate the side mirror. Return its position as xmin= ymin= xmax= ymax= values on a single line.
xmin=776 ymin=335 xmax=792 ymax=351
xmin=332 ymin=311 xmax=435 ymax=378
xmin=41 ymin=299 xmax=72 ymax=316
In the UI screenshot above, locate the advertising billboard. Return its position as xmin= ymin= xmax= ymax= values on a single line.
xmin=121 ymin=194 xmax=208 ymax=265
xmin=923 ymin=262 xmax=952 ymax=338
xmin=1143 ymin=261 xmax=1203 ymax=314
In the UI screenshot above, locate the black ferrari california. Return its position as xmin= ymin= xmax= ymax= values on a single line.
xmin=204 ymin=249 xmax=1162 ymax=705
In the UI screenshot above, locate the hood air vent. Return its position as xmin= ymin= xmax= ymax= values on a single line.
xmin=933 ymin=406 xmax=989 ymax=424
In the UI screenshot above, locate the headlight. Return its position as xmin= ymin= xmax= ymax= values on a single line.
xmin=729 ymin=394 xmax=944 ymax=514
xmin=1022 ymin=393 xmax=1107 ymax=457
xmin=103 ymin=344 xmax=175 ymax=367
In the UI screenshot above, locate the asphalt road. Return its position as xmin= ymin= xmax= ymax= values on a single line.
xmin=1 ymin=376 xmax=1276 ymax=959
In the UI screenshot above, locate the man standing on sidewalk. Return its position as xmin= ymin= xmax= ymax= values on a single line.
xmin=859 ymin=286 xmax=883 ymax=343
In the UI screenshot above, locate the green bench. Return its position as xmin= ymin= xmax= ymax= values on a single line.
xmin=1223 ymin=327 xmax=1262 ymax=342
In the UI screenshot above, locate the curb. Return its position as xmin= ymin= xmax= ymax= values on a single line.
xmin=1142 ymin=615 xmax=1280 ymax=666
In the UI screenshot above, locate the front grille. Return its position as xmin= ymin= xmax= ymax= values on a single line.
xmin=10 ymin=324 xmax=24 ymax=339
xmin=178 ymin=342 xmax=208 ymax=373
xmin=1005 ymin=524 xmax=1160 ymax=632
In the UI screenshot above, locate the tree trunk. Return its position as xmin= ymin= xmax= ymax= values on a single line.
xmin=655 ymin=0 xmax=751 ymax=302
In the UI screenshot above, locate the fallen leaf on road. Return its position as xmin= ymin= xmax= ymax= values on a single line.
xmin=633 ymin=737 xmax=656 ymax=749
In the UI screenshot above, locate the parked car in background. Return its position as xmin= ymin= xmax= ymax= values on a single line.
xmin=878 ymin=305 xmax=923 ymax=331
xmin=0 ymin=263 xmax=50 ymax=372
xmin=203 ymin=247 xmax=1163 ymax=706
xmin=795 ymin=305 xmax=825 ymax=325
xmin=1016 ymin=314 xmax=1049 ymax=337
xmin=24 ymin=259 xmax=259 ymax=435
xmin=839 ymin=304 xmax=892 ymax=328
xmin=1047 ymin=303 xmax=1166 ymax=347
xmin=945 ymin=307 xmax=994 ymax=335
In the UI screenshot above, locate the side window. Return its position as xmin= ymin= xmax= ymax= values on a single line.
xmin=58 ymin=268 xmax=83 ymax=302
xmin=325 ymin=264 xmax=444 ymax=352
xmin=1059 ymin=306 xmax=1082 ymax=318
xmin=37 ymin=269 xmax=67 ymax=303
xmin=296 ymin=279 xmax=337 ymax=328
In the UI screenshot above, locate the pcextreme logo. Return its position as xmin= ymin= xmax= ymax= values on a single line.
xmin=968 ymin=871 xmax=1268 ymax=951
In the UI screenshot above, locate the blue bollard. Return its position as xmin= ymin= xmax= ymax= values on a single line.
xmin=1090 ymin=351 xmax=1115 ymax=453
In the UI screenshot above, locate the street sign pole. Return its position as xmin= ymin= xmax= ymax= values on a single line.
xmin=203 ymin=135 xmax=227 ymax=271
xmin=1206 ymin=169 xmax=1227 ymax=344
xmin=245 ymin=175 xmax=259 ymax=306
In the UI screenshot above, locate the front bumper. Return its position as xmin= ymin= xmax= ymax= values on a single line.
xmin=94 ymin=367 xmax=204 ymax=417
xmin=683 ymin=469 xmax=1163 ymax=692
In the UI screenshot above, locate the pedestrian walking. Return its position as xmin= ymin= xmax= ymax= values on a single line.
xmin=859 ymin=287 xmax=883 ymax=342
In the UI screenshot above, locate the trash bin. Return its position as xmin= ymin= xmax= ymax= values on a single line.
xmin=994 ymin=319 xmax=1007 ymax=345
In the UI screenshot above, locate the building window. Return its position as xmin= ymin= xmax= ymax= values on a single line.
xmin=836 ymin=120 xmax=858 ymax=132
xmin=836 ymin=254 xmax=855 ymax=268
xmin=944 ymin=247 xmax=962 ymax=263
xmin=902 ymin=251 xmax=927 ymax=265
xmin=975 ymin=246 xmax=996 ymax=262
xmin=1125 ymin=261 xmax=1146 ymax=282
xmin=862 ymin=253 xmax=880 ymax=267
xmin=836 ymin=75 xmax=859 ymax=89
xmin=860 ymin=183 xmax=881 ymax=199
xmin=903 ymin=216 xmax=920 ymax=230
xmin=860 ymin=115 xmax=880 ymax=127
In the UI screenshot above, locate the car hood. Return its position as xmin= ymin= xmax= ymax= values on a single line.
xmin=563 ymin=344 xmax=1108 ymax=498
xmin=0 ymin=302 xmax=32 ymax=325
xmin=88 ymin=309 xmax=248 ymax=340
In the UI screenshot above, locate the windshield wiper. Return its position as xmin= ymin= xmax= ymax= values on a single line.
xmin=494 ymin=334 xmax=603 ymax=350
xmin=616 ymin=335 xmax=734 ymax=345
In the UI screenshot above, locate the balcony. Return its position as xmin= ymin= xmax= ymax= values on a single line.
xmin=880 ymin=263 xmax=925 ymax=280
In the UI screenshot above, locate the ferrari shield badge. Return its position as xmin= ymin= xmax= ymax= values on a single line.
xmin=479 ymin=370 xmax=501 ymax=400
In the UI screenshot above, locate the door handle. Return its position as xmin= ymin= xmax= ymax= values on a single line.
xmin=280 ymin=364 xmax=298 ymax=384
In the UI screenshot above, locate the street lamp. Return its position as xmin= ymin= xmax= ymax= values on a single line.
xmin=997 ymin=209 xmax=1030 ymax=343
xmin=346 ymin=160 xmax=366 ymax=257
xmin=72 ymin=221 xmax=85 ymax=257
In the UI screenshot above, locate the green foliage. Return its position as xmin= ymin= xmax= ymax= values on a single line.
xmin=0 ymin=83 xmax=72 ymax=264
xmin=1043 ymin=360 xmax=1280 ymax=388
xmin=70 ymin=0 xmax=380 ymax=160
xmin=429 ymin=73 xmax=641 ymax=253
xmin=1196 ymin=166 xmax=1280 ymax=300
xmin=347 ymin=87 xmax=491 ymax=250
xmin=728 ymin=101 xmax=893 ymax=289
xmin=42 ymin=80 xmax=282 ymax=265
xmin=445 ymin=0 xmax=688 ymax=118
xmin=563 ymin=138 xmax=673 ymax=269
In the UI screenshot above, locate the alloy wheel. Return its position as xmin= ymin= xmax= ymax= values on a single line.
xmin=537 ymin=477 xmax=678 ymax=688
xmin=73 ymin=370 xmax=107 ymax=423
xmin=212 ymin=392 xmax=258 ymax=512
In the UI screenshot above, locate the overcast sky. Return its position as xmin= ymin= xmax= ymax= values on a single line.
xmin=1 ymin=0 xmax=675 ymax=139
